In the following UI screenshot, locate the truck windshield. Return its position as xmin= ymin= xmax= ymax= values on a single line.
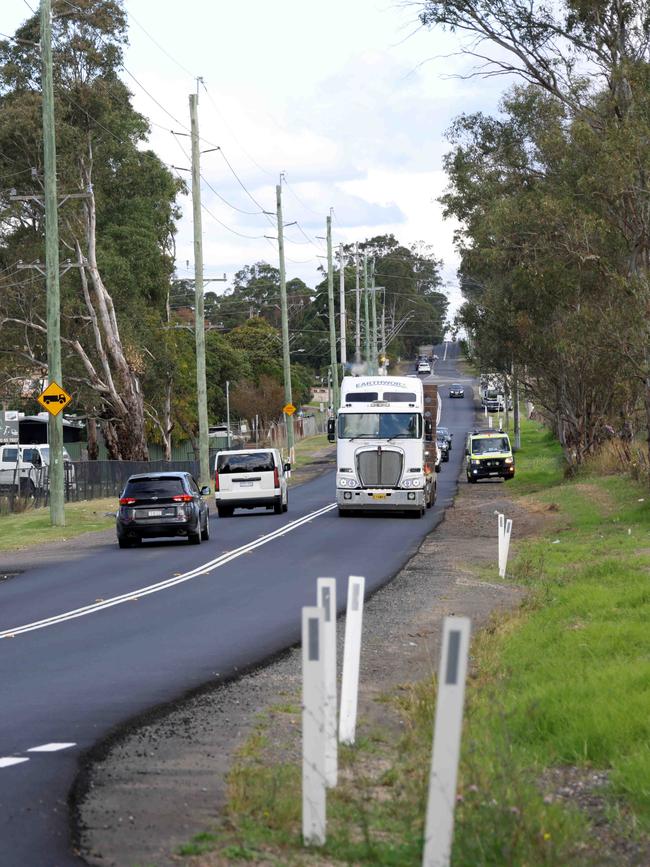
xmin=338 ymin=413 xmax=421 ymax=439
xmin=472 ymin=437 xmax=510 ymax=455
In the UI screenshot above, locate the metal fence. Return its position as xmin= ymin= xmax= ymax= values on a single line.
xmin=0 ymin=458 xmax=205 ymax=513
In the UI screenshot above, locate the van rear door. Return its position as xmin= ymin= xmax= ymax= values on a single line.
xmin=217 ymin=451 xmax=276 ymax=499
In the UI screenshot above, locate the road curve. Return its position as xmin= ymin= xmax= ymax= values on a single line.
xmin=0 ymin=342 xmax=474 ymax=866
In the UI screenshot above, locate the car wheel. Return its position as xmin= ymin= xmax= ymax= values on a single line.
xmin=282 ymin=498 xmax=288 ymax=513
xmin=201 ymin=513 xmax=210 ymax=540
xmin=468 ymin=476 xmax=477 ymax=484
xmin=188 ymin=528 xmax=201 ymax=545
xmin=274 ymin=499 xmax=283 ymax=515
xmin=118 ymin=537 xmax=131 ymax=549
xmin=217 ymin=505 xmax=233 ymax=518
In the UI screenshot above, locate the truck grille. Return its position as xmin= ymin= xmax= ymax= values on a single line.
xmin=356 ymin=449 xmax=403 ymax=488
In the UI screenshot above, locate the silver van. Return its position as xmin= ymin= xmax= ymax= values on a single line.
xmin=214 ymin=448 xmax=290 ymax=517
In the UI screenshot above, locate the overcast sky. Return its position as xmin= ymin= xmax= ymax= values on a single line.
xmin=5 ymin=0 xmax=507 ymax=319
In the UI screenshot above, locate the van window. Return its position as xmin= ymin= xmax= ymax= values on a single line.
xmin=217 ymin=452 xmax=275 ymax=473
xmin=471 ymin=436 xmax=510 ymax=455
xmin=3 ymin=448 xmax=18 ymax=462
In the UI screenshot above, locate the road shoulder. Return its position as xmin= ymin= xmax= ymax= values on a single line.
xmin=73 ymin=466 xmax=525 ymax=867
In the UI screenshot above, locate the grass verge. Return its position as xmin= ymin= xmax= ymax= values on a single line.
xmin=179 ymin=415 xmax=650 ymax=864
xmin=0 ymin=498 xmax=117 ymax=552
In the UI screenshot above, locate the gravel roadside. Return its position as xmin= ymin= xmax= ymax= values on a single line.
xmin=74 ymin=455 xmax=528 ymax=867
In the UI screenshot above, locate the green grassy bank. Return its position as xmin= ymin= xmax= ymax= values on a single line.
xmin=178 ymin=416 xmax=650 ymax=864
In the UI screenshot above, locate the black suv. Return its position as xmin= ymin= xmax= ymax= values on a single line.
xmin=116 ymin=472 xmax=210 ymax=548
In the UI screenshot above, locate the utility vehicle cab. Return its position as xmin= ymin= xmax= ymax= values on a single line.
xmin=465 ymin=429 xmax=514 ymax=483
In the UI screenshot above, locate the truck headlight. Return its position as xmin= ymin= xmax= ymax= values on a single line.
xmin=471 ymin=460 xmax=481 ymax=466
xmin=402 ymin=477 xmax=423 ymax=489
xmin=505 ymin=457 xmax=513 ymax=464
xmin=338 ymin=477 xmax=358 ymax=488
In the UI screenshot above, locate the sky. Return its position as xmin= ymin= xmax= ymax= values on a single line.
xmin=5 ymin=0 xmax=507 ymax=321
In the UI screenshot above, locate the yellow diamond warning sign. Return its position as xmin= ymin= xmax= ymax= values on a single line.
xmin=283 ymin=403 xmax=296 ymax=416
xmin=37 ymin=381 xmax=72 ymax=417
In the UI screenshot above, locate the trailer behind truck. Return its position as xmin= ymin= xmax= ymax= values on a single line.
xmin=329 ymin=375 xmax=439 ymax=517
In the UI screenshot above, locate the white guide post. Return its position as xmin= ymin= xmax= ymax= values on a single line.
xmin=339 ymin=575 xmax=365 ymax=745
xmin=302 ymin=605 xmax=326 ymax=845
xmin=498 ymin=416 xmax=503 ymax=429
xmin=488 ymin=416 xmax=493 ymax=428
xmin=317 ymin=577 xmax=338 ymax=787
xmin=484 ymin=404 xmax=487 ymax=417
xmin=422 ymin=617 xmax=471 ymax=867
xmin=497 ymin=513 xmax=513 ymax=577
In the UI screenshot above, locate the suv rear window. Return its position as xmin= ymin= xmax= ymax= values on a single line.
xmin=123 ymin=477 xmax=185 ymax=496
xmin=217 ymin=452 xmax=275 ymax=473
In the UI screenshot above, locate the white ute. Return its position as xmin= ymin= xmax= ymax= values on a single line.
xmin=329 ymin=375 xmax=438 ymax=517
xmin=214 ymin=448 xmax=290 ymax=517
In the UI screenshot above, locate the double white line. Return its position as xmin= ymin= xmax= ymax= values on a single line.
xmin=1 ymin=503 xmax=336 ymax=639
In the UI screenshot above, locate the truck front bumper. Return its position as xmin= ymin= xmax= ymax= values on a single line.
xmin=336 ymin=488 xmax=425 ymax=511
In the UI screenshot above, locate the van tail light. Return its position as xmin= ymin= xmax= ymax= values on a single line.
xmin=172 ymin=494 xmax=193 ymax=502
xmin=274 ymin=467 xmax=280 ymax=489
xmin=119 ymin=497 xmax=136 ymax=505
xmin=214 ymin=472 xmax=219 ymax=492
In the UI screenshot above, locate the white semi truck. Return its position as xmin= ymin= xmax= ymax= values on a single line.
xmin=328 ymin=375 xmax=439 ymax=517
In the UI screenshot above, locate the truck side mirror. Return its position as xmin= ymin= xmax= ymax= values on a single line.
xmin=327 ymin=418 xmax=336 ymax=443
xmin=465 ymin=448 xmax=470 ymax=456
xmin=424 ymin=418 xmax=433 ymax=442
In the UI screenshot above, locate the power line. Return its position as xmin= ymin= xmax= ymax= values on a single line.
xmin=127 ymin=10 xmax=197 ymax=80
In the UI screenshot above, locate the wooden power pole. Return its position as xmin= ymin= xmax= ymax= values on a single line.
xmin=326 ymin=214 xmax=339 ymax=412
xmin=276 ymin=182 xmax=295 ymax=459
xmin=41 ymin=0 xmax=64 ymax=527
xmin=189 ymin=91 xmax=210 ymax=488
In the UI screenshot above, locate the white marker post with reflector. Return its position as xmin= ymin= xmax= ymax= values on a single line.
xmin=498 ymin=514 xmax=513 ymax=578
xmin=302 ymin=605 xmax=326 ymax=845
xmin=488 ymin=415 xmax=493 ymax=428
xmin=317 ymin=577 xmax=337 ymax=787
xmin=422 ymin=617 xmax=471 ymax=867
xmin=339 ymin=575 xmax=365 ymax=745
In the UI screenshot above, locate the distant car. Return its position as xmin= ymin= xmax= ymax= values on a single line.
xmin=116 ymin=471 xmax=210 ymax=548
xmin=417 ymin=361 xmax=431 ymax=375
xmin=448 ymin=384 xmax=464 ymax=398
xmin=436 ymin=437 xmax=449 ymax=462
xmin=437 ymin=426 xmax=453 ymax=451
xmin=214 ymin=448 xmax=290 ymax=517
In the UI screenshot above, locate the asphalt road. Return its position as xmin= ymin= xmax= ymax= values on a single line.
xmin=0 ymin=343 xmax=475 ymax=866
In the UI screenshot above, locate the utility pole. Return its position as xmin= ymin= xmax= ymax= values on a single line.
xmin=380 ymin=288 xmax=386 ymax=366
xmin=370 ymin=259 xmax=378 ymax=374
xmin=326 ymin=213 xmax=339 ymax=412
xmin=276 ymin=182 xmax=295 ymax=459
xmin=189 ymin=90 xmax=210 ymax=488
xmin=226 ymin=380 xmax=231 ymax=449
xmin=41 ymin=0 xmax=64 ymax=527
xmin=339 ymin=243 xmax=347 ymax=369
xmin=354 ymin=242 xmax=361 ymax=363
xmin=363 ymin=253 xmax=370 ymax=367
xmin=513 ymin=362 xmax=521 ymax=449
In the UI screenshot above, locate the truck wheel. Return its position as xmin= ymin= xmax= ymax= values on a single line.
xmin=274 ymin=499 xmax=283 ymax=514
xmin=338 ymin=508 xmax=351 ymax=517
xmin=118 ymin=537 xmax=131 ymax=549
xmin=217 ymin=506 xmax=233 ymax=518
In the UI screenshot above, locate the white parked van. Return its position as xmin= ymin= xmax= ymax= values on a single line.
xmin=0 ymin=443 xmax=75 ymax=496
xmin=214 ymin=448 xmax=289 ymax=517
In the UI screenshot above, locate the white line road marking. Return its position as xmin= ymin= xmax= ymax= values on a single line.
xmin=0 ymin=758 xmax=29 ymax=768
xmin=27 ymin=743 xmax=76 ymax=753
xmin=0 ymin=503 xmax=337 ymax=640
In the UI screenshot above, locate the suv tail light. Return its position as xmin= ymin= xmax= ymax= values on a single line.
xmin=119 ymin=497 xmax=136 ymax=505
xmin=214 ymin=471 xmax=219 ymax=492
xmin=172 ymin=494 xmax=193 ymax=502
xmin=273 ymin=467 xmax=280 ymax=489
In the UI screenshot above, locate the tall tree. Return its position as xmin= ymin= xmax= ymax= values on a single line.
xmin=0 ymin=0 xmax=181 ymax=458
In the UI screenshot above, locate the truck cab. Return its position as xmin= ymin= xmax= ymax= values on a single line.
xmin=331 ymin=376 xmax=438 ymax=517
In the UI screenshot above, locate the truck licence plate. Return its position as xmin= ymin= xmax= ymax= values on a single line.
xmin=238 ymin=480 xmax=253 ymax=487
xmin=372 ymin=493 xmax=386 ymax=500
xmin=148 ymin=509 xmax=163 ymax=516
